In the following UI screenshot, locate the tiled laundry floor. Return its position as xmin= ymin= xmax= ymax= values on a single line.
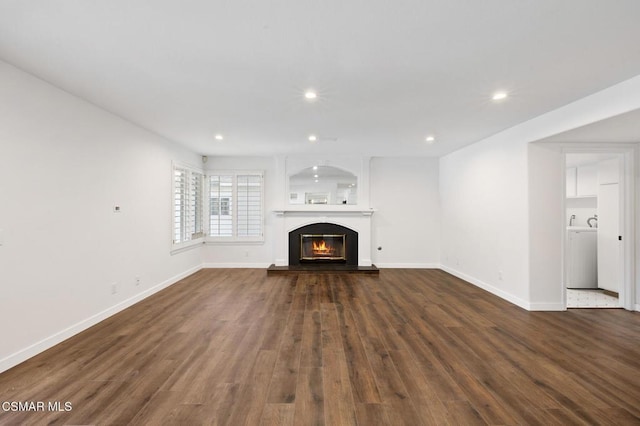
xmin=567 ymin=288 xmax=620 ymax=308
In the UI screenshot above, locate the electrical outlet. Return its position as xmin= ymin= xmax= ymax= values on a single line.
xmin=111 ymin=282 xmax=118 ymax=295
xmin=244 ymin=251 xmax=249 ymax=257
xmin=135 ymin=276 xmax=141 ymax=286
xmin=498 ymin=270 xmax=503 ymax=281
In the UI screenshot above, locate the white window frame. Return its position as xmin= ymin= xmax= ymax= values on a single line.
xmin=206 ymin=170 xmax=264 ymax=243
xmin=171 ymin=161 xmax=205 ymax=253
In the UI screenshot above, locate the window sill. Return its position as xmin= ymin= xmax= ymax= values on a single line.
xmin=205 ymin=237 xmax=265 ymax=245
xmin=170 ymin=239 xmax=204 ymax=255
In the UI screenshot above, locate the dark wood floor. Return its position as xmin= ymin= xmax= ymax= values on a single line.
xmin=1 ymin=269 xmax=639 ymax=425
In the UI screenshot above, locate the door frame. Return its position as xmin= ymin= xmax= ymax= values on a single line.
xmin=561 ymin=144 xmax=636 ymax=310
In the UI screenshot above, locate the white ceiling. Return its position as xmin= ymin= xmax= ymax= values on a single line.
xmin=1 ymin=0 xmax=640 ymax=157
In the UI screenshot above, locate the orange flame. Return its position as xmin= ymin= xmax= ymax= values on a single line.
xmin=312 ymin=240 xmax=334 ymax=255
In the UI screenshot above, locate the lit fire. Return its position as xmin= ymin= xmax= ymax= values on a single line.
xmin=312 ymin=240 xmax=335 ymax=255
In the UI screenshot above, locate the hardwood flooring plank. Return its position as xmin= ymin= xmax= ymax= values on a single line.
xmin=334 ymin=302 xmax=381 ymax=403
xmin=260 ymin=403 xmax=295 ymax=426
xmin=128 ymin=390 xmax=182 ymax=426
xmin=293 ymin=367 xmax=324 ymax=426
xmin=300 ymin=310 xmax=323 ymax=368
xmin=322 ymin=349 xmax=357 ymax=426
xmin=266 ymin=279 xmax=306 ymax=404
xmin=443 ymin=401 xmax=486 ymax=425
xmin=223 ymin=349 xmax=278 ymax=426
xmin=320 ymin=302 xmax=342 ymax=353
xmin=355 ymin=403 xmax=391 ymax=426
xmin=387 ymin=349 xmax=451 ymax=425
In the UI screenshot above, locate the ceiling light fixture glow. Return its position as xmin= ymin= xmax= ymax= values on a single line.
xmin=492 ymin=91 xmax=508 ymax=101
xmin=313 ymin=166 xmax=318 ymax=170
xmin=214 ymin=134 xmax=224 ymax=140
xmin=425 ymin=136 xmax=435 ymax=143
xmin=304 ymin=90 xmax=317 ymax=100
xmin=308 ymin=135 xmax=317 ymax=142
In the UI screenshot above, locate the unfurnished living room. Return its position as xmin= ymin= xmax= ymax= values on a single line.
xmin=1 ymin=1 xmax=640 ymax=425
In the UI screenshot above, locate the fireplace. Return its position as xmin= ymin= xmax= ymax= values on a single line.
xmin=289 ymin=223 xmax=358 ymax=266
xmin=300 ymin=234 xmax=346 ymax=261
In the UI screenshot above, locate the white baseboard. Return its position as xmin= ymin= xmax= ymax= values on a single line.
xmin=440 ymin=265 xmax=532 ymax=311
xmin=528 ymin=302 xmax=566 ymax=311
xmin=0 ymin=265 xmax=202 ymax=375
xmin=374 ymin=263 xmax=440 ymax=269
xmin=202 ymin=262 xmax=272 ymax=268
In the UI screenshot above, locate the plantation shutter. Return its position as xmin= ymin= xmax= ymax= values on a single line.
xmin=190 ymin=171 xmax=204 ymax=239
xmin=173 ymin=167 xmax=187 ymax=243
xmin=209 ymin=174 xmax=233 ymax=236
xmin=173 ymin=165 xmax=204 ymax=244
xmin=237 ymin=174 xmax=263 ymax=237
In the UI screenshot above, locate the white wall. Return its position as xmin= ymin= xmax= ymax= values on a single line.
xmin=528 ymin=143 xmax=564 ymax=310
xmin=440 ymin=138 xmax=531 ymax=307
xmin=201 ymin=156 xmax=277 ymax=267
xmin=566 ymin=198 xmax=597 ymax=228
xmin=0 ymin=61 xmax=203 ymax=373
xmin=370 ymin=157 xmax=440 ymax=268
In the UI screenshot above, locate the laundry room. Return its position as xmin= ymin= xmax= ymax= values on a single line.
xmin=565 ymin=153 xmax=622 ymax=308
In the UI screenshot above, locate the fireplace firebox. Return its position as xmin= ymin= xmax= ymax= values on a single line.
xmin=300 ymin=234 xmax=346 ymax=261
xmin=289 ymin=223 xmax=358 ymax=266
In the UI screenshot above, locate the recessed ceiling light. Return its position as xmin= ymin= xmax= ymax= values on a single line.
xmin=313 ymin=166 xmax=318 ymax=171
xmin=425 ymin=136 xmax=435 ymax=143
xmin=492 ymin=91 xmax=508 ymax=101
xmin=304 ymin=90 xmax=317 ymax=100
xmin=215 ymin=134 xmax=224 ymax=140
xmin=315 ymin=179 xmax=319 ymax=183
xmin=314 ymin=174 xmax=318 ymax=178
xmin=308 ymin=135 xmax=317 ymax=142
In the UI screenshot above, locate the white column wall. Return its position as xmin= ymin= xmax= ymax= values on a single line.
xmin=370 ymin=157 xmax=440 ymax=268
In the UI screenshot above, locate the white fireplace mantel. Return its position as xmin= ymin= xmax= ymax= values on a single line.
xmin=273 ymin=207 xmax=375 ymax=216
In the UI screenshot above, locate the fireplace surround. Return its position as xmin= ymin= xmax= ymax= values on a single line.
xmin=289 ymin=223 xmax=358 ymax=266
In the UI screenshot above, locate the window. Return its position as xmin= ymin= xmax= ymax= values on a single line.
xmin=173 ymin=163 xmax=204 ymax=247
xmin=208 ymin=171 xmax=264 ymax=241
xmin=172 ymin=165 xmax=264 ymax=248
xmin=210 ymin=197 xmax=230 ymax=216
xmin=209 ymin=175 xmax=233 ymax=237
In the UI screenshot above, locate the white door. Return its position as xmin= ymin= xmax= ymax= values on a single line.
xmin=597 ymin=183 xmax=620 ymax=292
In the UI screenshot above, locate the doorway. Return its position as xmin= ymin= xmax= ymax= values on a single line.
xmin=563 ymin=152 xmax=627 ymax=308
